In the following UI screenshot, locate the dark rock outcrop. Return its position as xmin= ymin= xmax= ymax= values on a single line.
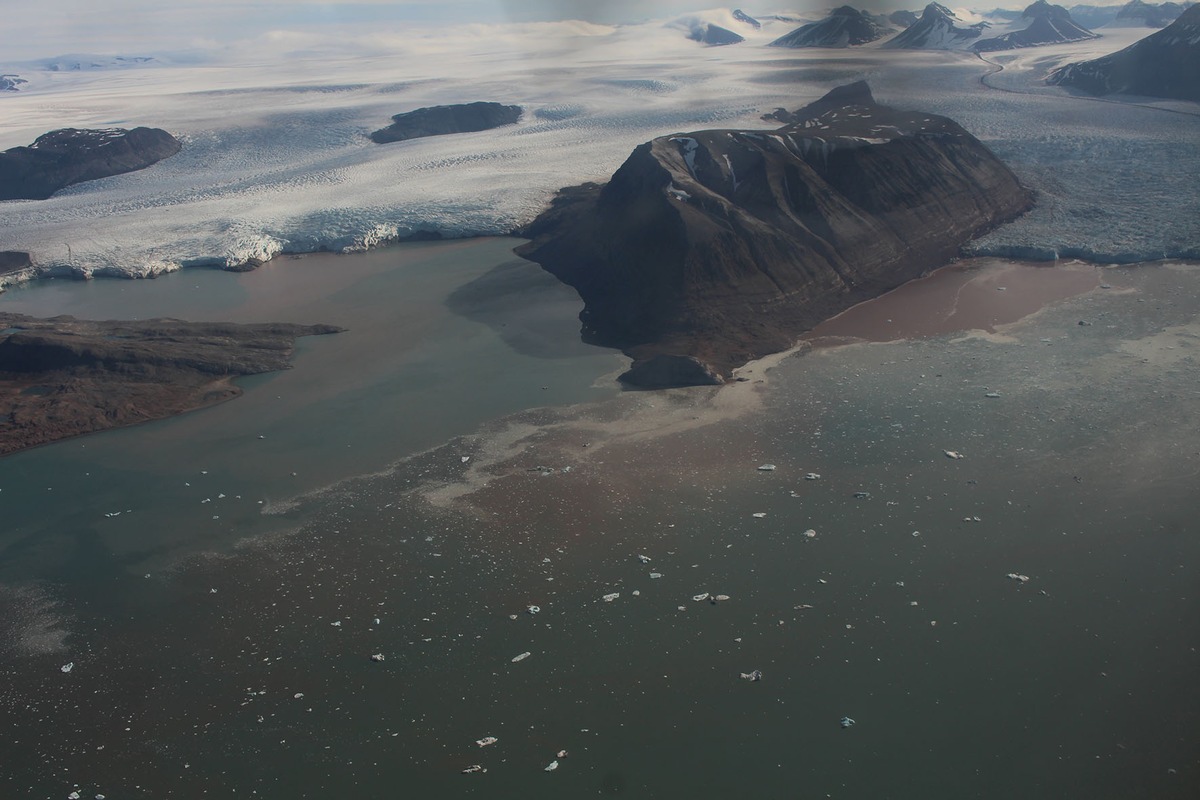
xmin=733 ymin=9 xmax=762 ymax=29
xmin=369 ymin=102 xmax=522 ymax=144
xmin=0 ymin=314 xmax=342 ymax=455
xmin=768 ymin=6 xmax=895 ymax=47
xmin=0 ymin=127 xmax=181 ymax=201
xmin=1047 ymin=4 xmax=1200 ymax=100
xmin=516 ymin=82 xmax=1033 ymax=387
xmin=619 ymin=355 xmax=723 ymax=389
xmin=1 ymin=74 xmax=27 ymax=91
xmin=687 ymin=23 xmax=746 ymax=45
xmin=890 ymin=9 xmax=921 ymax=28
xmin=0 ymin=252 xmax=33 ymax=276
xmin=884 ymin=3 xmax=987 ymax=48
xmin=972 ymin=1 xmax=1098 ymax=51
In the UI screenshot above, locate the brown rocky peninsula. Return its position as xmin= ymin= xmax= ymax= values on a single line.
xmin=516 ymin=81 xmax=1034 ymax=388
xmin=0 ymin=314 xmax=341 ymax=455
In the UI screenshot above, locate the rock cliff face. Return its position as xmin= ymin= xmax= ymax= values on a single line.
xmin=0 ymin=314 xmax=342 ymax=455
xmin=1047 ymin=4 xmax=1200 ymax=100
xmin=972 ymin=0 xmax=1097 ymax=51
xmin=769 ymin=6 xmax=895 ymax=47
xmin=516 ymin=82 xmax=1034 ymax=387
xmin=369 ymin=102 xmax=522 ymax=144
xmin=0 ymin=127 xmax=181 ymax=201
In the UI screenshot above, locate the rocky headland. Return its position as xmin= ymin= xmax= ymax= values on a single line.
xmin=0 ymin=314 xmax=342 ymax=455
xmin=516 ymin=82 xmax=1034 ymax=388
xmin=1047 ymin=4 xmax=1200 ymax=100
xmin=369 ymin=102 xmax=522 ymax=144
xmin=0 ymin=127 xmax=182 ymax=201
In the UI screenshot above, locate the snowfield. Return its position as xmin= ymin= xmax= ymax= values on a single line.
xmin=1 ymin=18 xmax=1197 ymax=284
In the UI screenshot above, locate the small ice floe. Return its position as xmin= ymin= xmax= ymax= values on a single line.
xmin=544 ymin=760 xmax=559 ymax=772
xmin=794 ymin=604 xmax=814 ymax=610
xmin=944 ymin=450 xmax=964 ymax=460
xmin=840 ymin=716 xmax=856 ymax=729
xmin=1006 ymin=573 xmax=1030 ymax=583
xmin=758 ymin=464 xmax=777 ymax=472
xmin=714 ymin=594 xmax=730 ymax=602
xmin=461 ymin=456 xmax=471 ymax=463
xmin=802 ymin=529 xmax=817 ymax=539
xmin=692 ymin=592 xmax=710 ymax=602
xmin=650 ymin=572 xmax=663 ymax=579
xmin=60 ymin=662 xmax=74 ymax=674
xmin=740 ymin=670 xmax=763 ymax=682
xmin=512 ymin=652 xmax=531 ymax=663
xmin=462 ymin=764 xmax=486 ymax=774
xmin=557 ymin=749 xmax=568 ymax=758
xmin=752 ymin=512 xmax=767 ymax=518
xmin=853 ymin=491 xmax=871 ymax=499
xmin=602 ymin=592 xmax=620 ymax=603
xmin=330 ymin=620 xmax=341 ymax=627
xmin=370 ymin=653 xmax=385 ymax=662
xmin=636 ymin=554 xmax=651 ymax=563
xmin=984 ymin=392 xmax=1001 ymax=398
xmin=476 ymin=736 xmax=498 ymax=747
xmin=632 ymin=590 xmax=641 ymax=596
xmin=526 ymin=605 xmax=541 ymax=615
xmin=804 ymin=472 xmax=821 ymax=481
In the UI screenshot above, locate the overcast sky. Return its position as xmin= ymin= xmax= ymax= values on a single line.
xmin=1 ymin=2 xmax=1125 ymax=62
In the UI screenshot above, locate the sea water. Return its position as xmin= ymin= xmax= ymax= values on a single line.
xmin=0 ymin=254 xmax=1196 ymax=799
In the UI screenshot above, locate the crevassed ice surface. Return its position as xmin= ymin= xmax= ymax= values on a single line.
xmin=1 ymin=24 xmax=1197 ymax=275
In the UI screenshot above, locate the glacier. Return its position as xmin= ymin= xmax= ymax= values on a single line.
xmin=1 ymin=19 xmax=1198 ymax=287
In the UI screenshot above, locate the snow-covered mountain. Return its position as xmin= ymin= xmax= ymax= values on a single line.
xmin=884 ymin=3 xmax=988 ymax=49
xmin=768 ymin=6 xmax=895 ymax=47
xmin=34 ymin=54 xmax=158 ymax=72
xmin=1048 ymin=3 xmax=1200 ymax=100
xmin=972 ymin=1 xmax=1098 ymax=51
xmin=1067 ymin=4 xmax=1124 ymax=28
xmin=1 ymin=75 xmax=28 ymax=91
xmin=1106 ymin=0 xmax=1191 ymax=27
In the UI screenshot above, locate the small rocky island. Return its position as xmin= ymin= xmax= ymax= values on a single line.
xmin=369 ymin=102 xmax=522 ymax=144
xmin=0 ymin=127 xmax=182 ymax=201
xmin=0 ymin=314 xmax=342 ymax=455
xmin=516 ymin=81 xmax=1034 ymax=388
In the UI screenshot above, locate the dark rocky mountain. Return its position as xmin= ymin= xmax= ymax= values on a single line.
xmin=0 ymin=127 xmax=181 ymax=201
xmin=1067 ymin=4 xmax=1123 ymax=28
xmin=369 ymin=102 xmax=522 ymax=144
xmin=1048 ymin=3 xmax=1200 ymax=100
xmin=732 ymin=8 xmax=762 ymax=28
xmin=1108 ymin=0 xmax=1190 ymax=26
xmin=973 ymin=1 xmax=1098 ymax=50
xmin=768 ymin=6 xmax=895 ymax=47
xmin=1 ymin=74 xmax=27 ymax=91
xmin=884 ymin=3 xmax=987 ymax=48
xmin=890 ymin=9 xmax=921 ymax=27
xmin=516 ymin=82 xmax=1033 ymax=388
xmin=0 ymin=314 xmax=342 ymax=455
xmin=687 ymin=23 xmax=746 ymax=45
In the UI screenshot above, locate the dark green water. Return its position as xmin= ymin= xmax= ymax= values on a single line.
xmin=0 ymin=254 xmax=1196 ymax=799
